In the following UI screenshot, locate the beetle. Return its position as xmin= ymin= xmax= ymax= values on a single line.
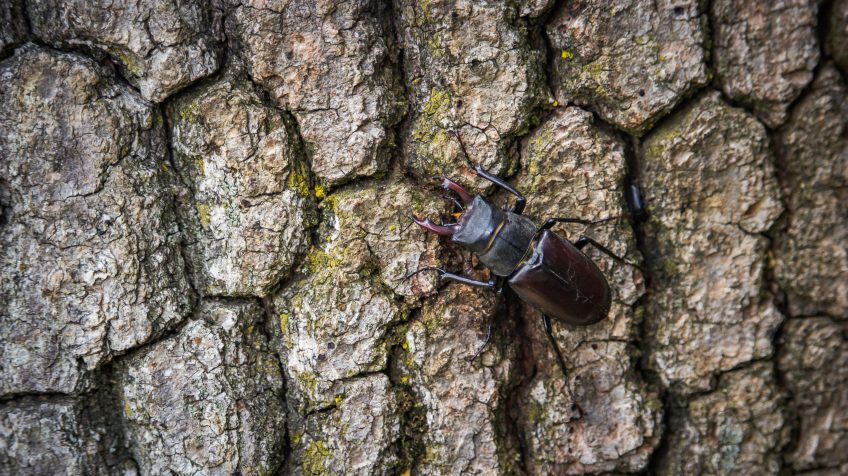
xmin=408 ymin=163 xmax=645 ymax=354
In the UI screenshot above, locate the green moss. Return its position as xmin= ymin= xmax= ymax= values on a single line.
xmin=297 ymin=370 xmax=319 ymax=395
xmin=581 ymin=61 xmax=604 ymax=80
xmin=525 ymin=401 xmax=543 ymax=423
xmin=107 ymin=47 xmax=143 ymax=77
xmin=426 ymin=30 xmax=444 ymax=58
xmin=302 ymin=440 xmax=331 ymax=476
xmin=178 ymin=100 xmax=201 ymax=122
xmin=411 ymin=87 xmax=456 ymax=174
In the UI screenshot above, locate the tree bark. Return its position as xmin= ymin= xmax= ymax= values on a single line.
xmin=1 ymin=0 xmax=846 ymax=475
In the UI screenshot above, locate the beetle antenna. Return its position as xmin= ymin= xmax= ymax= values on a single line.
xmin=441 ymin=195 xmax=465 ymax=211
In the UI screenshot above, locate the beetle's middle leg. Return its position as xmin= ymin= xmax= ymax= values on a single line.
xmin=574 ymin=235 xmax=645 ymax=272
xmin=404 ymin=266 xmax=499 ymax=289
xmin=540 ymin=215 xmax=623 ymax=231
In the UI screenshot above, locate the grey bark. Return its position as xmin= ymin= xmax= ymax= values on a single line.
xmin=1 ymin=0 xmax=845 ymax=475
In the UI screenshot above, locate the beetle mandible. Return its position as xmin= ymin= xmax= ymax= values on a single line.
xmin=408 ymin=164 xmax=644 ymax=330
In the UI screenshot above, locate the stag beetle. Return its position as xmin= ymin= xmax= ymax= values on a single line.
xmin=408 ymin=163 xmax=645 ymax=335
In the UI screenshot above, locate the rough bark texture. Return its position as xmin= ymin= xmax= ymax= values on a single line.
xmin=1 ymin=1 xmax=845 ymax=475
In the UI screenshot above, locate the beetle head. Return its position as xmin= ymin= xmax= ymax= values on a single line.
xmin=411 ymin=176 xmax=504 ymax=254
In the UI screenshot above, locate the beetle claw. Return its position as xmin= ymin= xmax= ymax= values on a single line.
xmin=430 ymin=176 xmax=473 ymax=205
xmin=410 ymin=214 xmax=458 ymax=236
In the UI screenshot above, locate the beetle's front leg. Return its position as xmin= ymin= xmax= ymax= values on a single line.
xmin=404 ymin=266 xmax=499 ymax=289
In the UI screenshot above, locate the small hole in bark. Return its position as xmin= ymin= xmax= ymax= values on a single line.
xmin=673 ymin=6 xmax=685 ymax=15
xmin=639 ymin=89 xmax=645 ymax=97
xmin=571 ymin=404 xmax=578 ymax=411
xmin=318 ymin=353 xmax=326 ymax=361
xmin=591 ymin=343 xmax=598 ymax=350
xmin=327 ymin=342 xmax=335 ymax=350
xmin=456 ymin=100 xmax=463 ymax=108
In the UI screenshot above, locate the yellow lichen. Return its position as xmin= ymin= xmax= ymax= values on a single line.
xmin=287 ymin=166 xmax=311 ymax=198
xmin=123 ymin=400 xmax=133 ymax=418
xmin=297 ymin=370 xmax=319 ymax=395
xmin=196 ymin=203 xmax=211 ymax=227
xmin=334 ymin=394 xmax=344 ymax=406
xmin=194 ymin=157 xmax=205 ymax=176
xmin=422 ymin=88 xmax=451 ymax=117
xmin=561 ymin=50 xmax=573 ymax=60
xmin=303 ymin=440 xmax=330 ymax=475
xmin=279 ymin=312 xmax=289 ymax=332
xmin=314 ymin=185 xmax=326 ymax=199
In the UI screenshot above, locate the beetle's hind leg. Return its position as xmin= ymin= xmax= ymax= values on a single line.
xmin=466 ymin=322 xmax=493 ymax=364
xmin=542 ymin=314 xmax=583 ymax=419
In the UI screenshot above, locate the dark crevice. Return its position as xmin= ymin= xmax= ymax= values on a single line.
xmin=539 ymin=0 xmax=565 ymax=112
xmin=257 ymin=296 xmax=292 ymax=476
xmin=818 ymin=0 xmax=836 ymax=62
xmin=499 ymin=294 xmax=534 ymax=475
xmin=0 ymin=0 xmax=29 ymax=61
xmin=385 ymin=310 xmax=427 ymax=474
xmin=625 ymin=132 xmax=671 ymax=475
xmin=0 ymin=391 xmax=76 ymax=404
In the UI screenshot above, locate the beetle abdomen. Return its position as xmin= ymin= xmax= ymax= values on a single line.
xmin=508 ymin=230 xmax=610 ymax=325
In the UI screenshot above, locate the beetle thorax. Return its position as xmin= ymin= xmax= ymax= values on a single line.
xmin=451 ymin=196 xmax=538 ymax=276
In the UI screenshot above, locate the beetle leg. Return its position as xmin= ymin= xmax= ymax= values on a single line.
xmin=466 ymin=322 xmax=493 ymax=364
xmin=625 ymin=183 xmax=648 ymax=221
xmin=574 ymin=235 xmax=646 ymax=273
xmin=540 ymin=215 xmax=623 ymax=232
xmin=472 ymin=164 xmax=526 ymax=215
xmin=542 ymin=313 xmax=583 ymax=419
xmin=403 ymin=266 xmax=498 ymax=288
xmin=447 ymin=129 xmax=526 ymax=214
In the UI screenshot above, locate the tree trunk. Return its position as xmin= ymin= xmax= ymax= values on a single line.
xmin=1 ymin=0 xmax=846 ymax=474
